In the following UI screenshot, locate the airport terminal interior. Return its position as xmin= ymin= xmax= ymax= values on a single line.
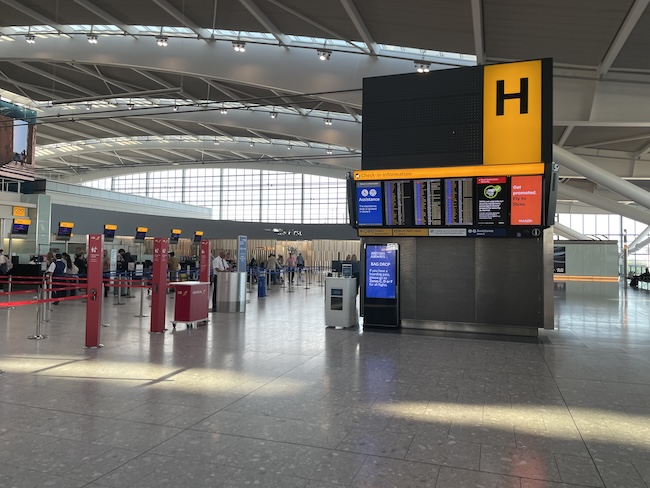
xmin=3 ymin=0 xmax=650 ymax=487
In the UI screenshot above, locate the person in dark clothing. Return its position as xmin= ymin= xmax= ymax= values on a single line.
xmin=46 ymin=253 xmax=67 ymax=304
xmin=74 ymin=251 xmax=88 ymax=276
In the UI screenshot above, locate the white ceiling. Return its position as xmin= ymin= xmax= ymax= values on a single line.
xmin=1 ymin=0 xmax=650 ymax=213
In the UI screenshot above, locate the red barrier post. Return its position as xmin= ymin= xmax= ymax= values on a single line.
xmin=199 ymin=239 xmax=210 ymax=284
xmin=85 ymin=234 xmax=104 ymax=348
xmin=150 ymin=237 xmax=168 ymax=333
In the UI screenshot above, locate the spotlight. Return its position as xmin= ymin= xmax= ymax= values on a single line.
xmin=127 ymin=102 xmax=135 ymax=110
xmin=156 ymin=35 xmax=168 ymax=47
xmin=287 ymin=145 xmax=292 ymax=150
xmin=214 ymin=137 xmax=219 ymax=145
xmin=172 ymin=104 xmax=179 ymax=112
xmin=317 ymin=49 xmax=331 ymax=61
xmin=249 ymin=140 xmax=255 ymax=147
xmin=270 ymin=111 xmax=278 ymax=119
xmin=232 ymin=41 xmax=246 ymax=52
xmin=86 ymin=103 xmax=92 ymax=111
xmin=220 ymin=108 xmax=228 ymax=114
xmin=324 ymin=118 xmax=333 ymax=126
xmin=25 ymin=33 xmax=36 ymax=44
xmin=416 ymin=62 xmax=431 ymax=73
xmin=326 ymin=148 xmax=333 ymax=155
xmin=87 ymin=33 xmax=98 ymax=44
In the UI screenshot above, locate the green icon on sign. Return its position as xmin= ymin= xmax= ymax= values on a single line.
xmin=484 ymin=185 xmax=501 ymax=199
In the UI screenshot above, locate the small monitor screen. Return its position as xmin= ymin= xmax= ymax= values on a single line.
xmin=11 ymin=222 xmax=29 ymax=235
xmin=103 ymin=228 xmax=116 ymax=240
xmin=135 ymin=231 xmax=146 ymax=241
xmin=193 ymin=234 xmax=202 ymax=243
xmin=170 ymin=234 xmax=180 ymax=244
xmin=57 ymin=226 xmax=72 ymax=239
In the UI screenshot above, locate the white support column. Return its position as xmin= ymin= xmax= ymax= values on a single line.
xmin=554 ymin=145 xmax=650 ymax=210
xmin=557 ymin=182 xmax=650 ymax=226
xmin=553 ymin=222 xmax=591 ymax=241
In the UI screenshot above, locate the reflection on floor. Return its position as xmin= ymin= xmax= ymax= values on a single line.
xmin=0 ymin=280 xmax=649 ymax=487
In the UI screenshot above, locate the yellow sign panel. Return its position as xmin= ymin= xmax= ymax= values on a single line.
xmin=12 ymin=206 xmax=26 ymax=217
xmin=14 ymin=218 xmax=31 ymax=225
xmin=195 ymin=230 xmax=204 ymax=236
xmin=104 ymin=224 xmax=118 ymax=230
xmin=483 ymin=60 xmax=542 ymax=165
xmin=59 ymin=221 xmax=74 ymax=228
xmin=392 ymin=228 xmax=429 ymax=237
xmin=354 ymin=163 xmax=545 ymax=181
xmin=358 ymin=228 xmax=393 ymax=237
xmin=171 ymin=229 xmax=182 ymax=234
xmin=137 ymin=227 xmax=148 ymax=232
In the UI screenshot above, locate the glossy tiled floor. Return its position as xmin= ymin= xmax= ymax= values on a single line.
xmin=1 ymin=278 xmax=649 ymax=487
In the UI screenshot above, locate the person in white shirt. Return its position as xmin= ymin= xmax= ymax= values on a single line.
xmin=211 ymin=250 xmax=230 ymax=311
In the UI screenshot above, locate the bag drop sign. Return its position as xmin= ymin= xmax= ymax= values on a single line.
xmin=365 ymin=244 xmax=397 ymax=299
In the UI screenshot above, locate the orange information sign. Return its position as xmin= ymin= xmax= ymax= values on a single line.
xmin=510 ymin=175 xmax=542 ymax=225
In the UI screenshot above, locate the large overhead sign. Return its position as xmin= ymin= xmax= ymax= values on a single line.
xmin=355 ymin=58 xmax=555 ymax=235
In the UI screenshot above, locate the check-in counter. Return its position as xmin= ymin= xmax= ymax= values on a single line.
xmin=215 ymin=271 xmax=247 ymax=312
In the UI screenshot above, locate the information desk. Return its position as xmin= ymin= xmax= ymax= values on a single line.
xmin=214 ymin=271 xmax=247 ymax=313
xmin=170 ymin=281 xmax=210 ymax=328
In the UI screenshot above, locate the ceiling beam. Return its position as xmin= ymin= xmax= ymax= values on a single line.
xmin=76 ymin=120 xmax=127 ymax=137
xmin=111 ymin=118 xmax=162 ymax=137
xmin=0 ymin=0 xmax=75 ymax=34
xmin=634 ymin=140 xmax=650 ymax=160
xmin=162 ymin=148 xmax=195 ymax=161
xmin=63 ymin=63 xmax=142 ymax=94
xmin=470 ymin=0 xmax=486 ymax=64
xmin=151 ymin=0 xmax=214 ymax=40
xmin=11 ymin=61 xmax=98 ymax=97
xmin=44 ymin=124 xmax=95 ymax=139
xmin=339 ymin=0 xmax=378 ymax=55
xmin=197 ymin=122 xmax=233 ymax=138
xmin=266 ymin=0 xmax=368 ymax=53
xmin=72 ymin=0 xmax=140 ymax=37
xmin=0 ymin=70 xmax=64 ymax=100
xmin=576 ymin=133 xmax=650 ymax=149
xmin=152 ymin=119 xmax=194 ymax=136
xmin=596 ymin=0 xmax=650 ymax=78
xmin=129 ymin=149 xmax=174 ymax=163
xmin=558 ymin=126 xmax=574 ymax=147
xmin=237 ymin=0 xmax=291 ymax=46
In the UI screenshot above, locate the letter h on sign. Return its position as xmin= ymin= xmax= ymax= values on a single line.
xmin=496 ymin=78 xmax=528 ymax=116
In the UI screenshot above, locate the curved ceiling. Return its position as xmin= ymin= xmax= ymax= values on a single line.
xmin=1 ymin=0 xmax=650 ymax=212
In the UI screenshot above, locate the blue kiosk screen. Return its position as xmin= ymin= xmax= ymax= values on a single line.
xmin=365 ymin=244 xmax=397 ymax=299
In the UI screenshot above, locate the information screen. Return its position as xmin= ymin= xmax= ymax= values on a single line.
xmin=414 ymin=179 xmax=442 ymax=226
xmin=365 ymin=243 xmax=398 ymax=299
xmin=445 ymin=178 xmax=474 ymax=225
xmin=57 ymin=226 xmax=72 ymax=239
xmin=11 ymin=222 xmax=29 ymax=235
xmin=357 ymin=181 xmax=383 ymax=226
xmin=103 ymin=229 xmax=115 ymax=240
xmin=476 ymin=176 xmax=509 ymax=225
xmin=135 ymin=231 xmax=146 ymax=241
xmin=169 ymin=234 xmax=180 ymax=244
xmin=384 ymin=180 xmax=412 ymax=226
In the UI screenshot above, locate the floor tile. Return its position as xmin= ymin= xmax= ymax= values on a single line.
xmin=435 ymin=465 xmax=521 ymax=488
xmin=405 ymin=434 xmax=480 ymax=470
xmin=275 ymin=446 xmax=367 ymax=485
xmin=350 ymin=456 xmax=439 ymax=487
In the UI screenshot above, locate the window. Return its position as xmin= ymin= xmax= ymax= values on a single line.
xmin=83 ymin=168 xmax=348 ymax=224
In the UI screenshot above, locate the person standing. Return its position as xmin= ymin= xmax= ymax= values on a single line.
xmin=0 ymin=249 xmax=9 ymax=291
xmin=296 ymin=252 xmax=305 ymax=282
xmin=211 ymin=250 xmax=229 ymax=311
xmin=46 ymin=253 xmax=67 ymax=304
xmin=286 ymin=253 xmax=297 ymax=283
xmin=266 ymin=253 xmax=278 ymax=284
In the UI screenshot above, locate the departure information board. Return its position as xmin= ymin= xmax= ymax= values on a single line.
xmin=445 ymin=178 xmax=473 ymax=226
xmin=414 ymin=179 xmax=442 ymax=226
xmin=353 ymin=167 xmax=545 ymax=238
